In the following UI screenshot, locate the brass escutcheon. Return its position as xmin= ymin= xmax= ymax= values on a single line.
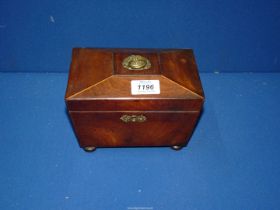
xmin=122 ymin=55 xmax=151 ymax=70
xmin=120 ymin=114 xmax=147 ymax=123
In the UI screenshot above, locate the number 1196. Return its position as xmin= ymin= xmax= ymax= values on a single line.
xmin=138 ymin=84 xmax=154 ymax=91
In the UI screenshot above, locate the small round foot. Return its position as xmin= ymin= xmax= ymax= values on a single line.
xmin=83 ymin=146 xmax=96 ymax=152
xmin=171 ymin=145 xmax=183 ymax=151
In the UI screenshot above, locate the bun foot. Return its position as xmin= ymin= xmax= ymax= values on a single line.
xmin=83 ymin=146 xmax=96 ymax=152
xmin=171 ymin=145 xmax=183 ymax=151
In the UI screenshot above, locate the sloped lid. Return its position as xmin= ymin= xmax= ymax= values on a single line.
xmin=65 ymin=48 xmax=204 ymax=111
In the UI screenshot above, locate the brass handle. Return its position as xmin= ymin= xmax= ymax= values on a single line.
xmin=120 ymin=114 xmax=147 ymax=123
xmin=122 ymin=55 xmax=151 ymax=70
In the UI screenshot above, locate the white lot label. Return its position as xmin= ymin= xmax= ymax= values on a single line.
xmin=131 ymin=80 xmax=160 ymax=95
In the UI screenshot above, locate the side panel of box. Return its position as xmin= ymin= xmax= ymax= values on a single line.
xmin=69 ymin=111 xmax=201 ymax=148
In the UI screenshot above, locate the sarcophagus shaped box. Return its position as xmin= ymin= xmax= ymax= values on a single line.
xmin=65 ymin=48 xmax=204 ymax=152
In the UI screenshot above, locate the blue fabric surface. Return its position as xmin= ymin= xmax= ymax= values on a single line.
xmin=0 ymin=72 xmax=279 ymax=209
xmin=1 ymin=0 xmax=280 ymax=73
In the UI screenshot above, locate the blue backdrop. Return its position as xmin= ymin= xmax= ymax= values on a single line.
xmin=1 ymin=0 xmax=280 ymax=73
xmin=1 ymin=1 xmax=280 ymax=209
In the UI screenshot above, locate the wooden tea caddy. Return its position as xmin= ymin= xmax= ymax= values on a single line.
xmin=65 ymin=48 xmax=204 ymax=152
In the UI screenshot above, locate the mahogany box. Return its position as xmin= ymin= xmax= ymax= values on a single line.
xmin=65 ymin=48 xmax=204 ymax=152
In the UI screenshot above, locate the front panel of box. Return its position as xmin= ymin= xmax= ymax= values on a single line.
xmin=69 ymin=111 xmax=200 ymax=147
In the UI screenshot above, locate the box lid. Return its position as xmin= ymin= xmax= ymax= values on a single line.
xmin=65 ymin=48 xmax=204 ymax=111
